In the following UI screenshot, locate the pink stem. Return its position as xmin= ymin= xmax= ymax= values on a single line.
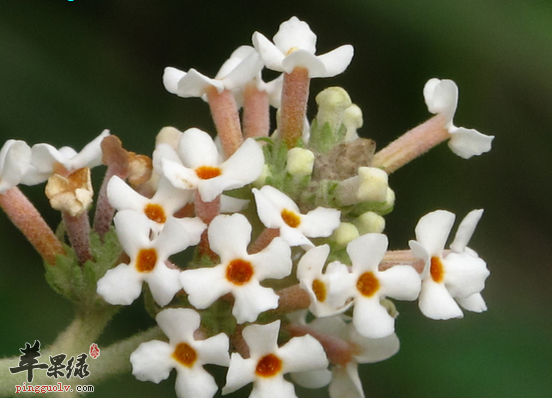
xmin=243 ymin=82 xmax=270 ymax=139
xmin=279 ymin=67 xmax=310 ymax=148
xmin=63 ymin=211 xmax=93 ymax=264
xmin=206 ymin=87 xmax=243 ymax=158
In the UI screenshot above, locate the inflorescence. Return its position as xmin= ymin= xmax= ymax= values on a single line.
xmin=0 ymin=16 xmax=494 ymax=398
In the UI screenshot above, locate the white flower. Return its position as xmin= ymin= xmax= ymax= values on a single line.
xmin=424 ymin=78 xmax=494 ymax=159
xmin=180 ymin=213 xmax=291 ymax=323
xmin=107 ymin=175 xmax=193 ymax=233
xmin=409 ymin=209 xmax=490 ymax=320
xmin=130 ymin=308 xmax=229 ymax=398
xmin=345 ymin=233 xmax=421 ymax=338
xmin=253 ymin=185 xmax=341 ymax=248
xmin=0 ymin=140 xmax=32 ymax=194
xmin=291 ymin=315 xmax=400 ymax=398
xmin=22 ymin=130 xmax=110 ymax=185
xmin=297 ymin=244 xmax=352 ymax=317
xmin=252 ymin=16 xmax=354 ymax=78
xmin=222 ymin=320 xmax=328 ymax=398
xmin=164 ymin=46 xmax=263 ymax=99
xmin=161 ymin=128 xmax=264 ymax=202
xmin=97 ymin=210 xmax=205 ymax=306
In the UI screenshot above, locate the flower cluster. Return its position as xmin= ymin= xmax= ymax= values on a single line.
xmin=0 ymin=16 xmax=493 ymax=398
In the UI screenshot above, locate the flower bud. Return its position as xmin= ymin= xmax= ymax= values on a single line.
xmin=286 ymin=148 xmax=315 ymax=177
xmin=330 ymin=222 xmax=360 ymax=249
xmin=354 ymin=211 xmax=386 ymax=234
xmin=45 ymin=168 xmax=93 ymax=216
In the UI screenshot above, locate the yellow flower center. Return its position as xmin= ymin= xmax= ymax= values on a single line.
xmin=144 ymin=203 xmax=166 ymax=224
xmin=255 ymin=354 xmax=282 ymax=377
xmin=430 ymin=256 xmax=445 ymax=283
xmin=135 ymin=248 xmax=157 ymax=273
xmin=172 ymin=343 xmax=197 ymax=367
xmin=226 ymin=259 xmax=254 ymax=285
xmin=195 ymin=166 xmax=222 ymax=180
xmin=356 ymin=271 xmax=380 ymax=297
xmin=281 ymin=209 xmax=301 ymax=228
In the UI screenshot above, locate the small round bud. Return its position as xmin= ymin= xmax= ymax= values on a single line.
xmin=356 ymin=167 xmax=388 ymax=203
xmin=315 ymin=87 xmax=352 ymax=131
xmin=354 ymin=211 xmax=386 ymax=234
xmin=331 ymin=222 xmax=360 ymax=249
xmin=286 ymin=148 xmax=315 ymax=177
xmin=156 ymin=127 xmax=183 ymax=150
xmin=342 ymin=104 xmax=363 ymax=142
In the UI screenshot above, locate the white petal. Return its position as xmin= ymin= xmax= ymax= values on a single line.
xmin=218 ymin=138 xmax=264 ymax=188
xmin=146 ymin=264 xmax=183 ymax=307
xmin=152 ymin=176 xmax=194 ymax=215
xmin=0 ymin=140 xmax=31 ymax=192
xmin=29 ymin=143 xmax=63 ymax=175
xmin=153 ymin=143 xmax=181 ymax=173
xmin=250 ymin=237 xmax=292 ymax=281
xmin=329 ymin=363 xmax=365 ymax=398
xmin=252 ymin=31 xmax=285 ymax=72
xmin=450 ymin=209 xmax=484 ymax=252
xmin=163 ymin=67 xmax=186 ymax=94
xmin=353 ymin=297 xmax=395 ymax=339
xmin=448 ymin=127 xmax=494 ymax=159
xmin=443 ymin=252 xmax=490 ymax=298
xmin=419 ymin=279 xmax=463 ymax=320
xmin=250 ymin=378 xmax=296 ymax=398
xmin=291 ymin=368 xmax=332 ymax=389
xmin=156 ymin=308 xmax=200 ymax=343
xmin=174 ymin=366 xmax=218 ymax=398
xmin=280 ymin=225 xmax=314 ymax=248
xmin=279 ymin=334 xmax=328 ymax=374
xmin=347 ymin=233 xmax=388 ymax=273
xmin=97 ymin=264 xmax=143 ymax=305
xmin=130 ymin=340 xmax=174 ymax=383
xmin=273 ymin=17 xmax=317 ymax=55
xmin=66 ymin=129 xmax=110 ymax=170
xmin=242 ymin=320 xmax=280 ymax=356
xmin=222 ymin=353 xmax=256 ymax=395
xmin=221 ymin=51 xmax=264 ymax=90
xmin=220 ymin=195 xmax=249 ymax=213
xmin=456 ymin=293 xmax=487 ymax=313
xmin=300 ymin=207 xmax=341 ymax=238
xmin=281 ymin=49 xmax=325 ymax=76
xmin=178 ymin=128 xmax=221 ymax=169
xmin=258 ymin=185 xmax=300 ymax=212
xmin=177 ymin=68 xmax=224 ymax=97
xmin=379 ymin=265 xmax=421 ymax=301
xmin=193 ymin=333 xmax=230 ymax=367
xmin=107 ymin=176 xmax=148 ymax=213
xmin=232 ymin=281 xmax=279 ymax=323
xmin=156 ymin=216 xmax=205 ymax=257
xmin=350 ymin=330 xmax=400 ymax=364
xmin=180 ymin=266 xmax=231 ymax=309
xmin=423 ymin=78 xmax=457 ymax=126
xmin=414 ymin=210 xmax=455 ymax=256
xmin=216 ymin=46 xmax=257 ymax=79
xmin=297 ymin=244 xmax=330 ymax=281
xmin=315 ymin=45 xmax=354 ymax=78
xmin=113 ymin=210 xmax=151 ymax=255
xmin=161 ymin=158 xmax=200 ymax=190
xmin=208 ymin=214 xmax=250 ymax=260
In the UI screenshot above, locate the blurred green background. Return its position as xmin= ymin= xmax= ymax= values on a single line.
xmin=1 ymin=1 xmax=551 ymax=397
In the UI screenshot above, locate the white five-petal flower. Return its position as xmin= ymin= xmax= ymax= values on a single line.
xmin=164 ymin=45 xmax=264 ymax=99
xmin=130 ymin=308 xmax=229 ymax=398
xmin=424 ymin=78 xmax=494 ymax=159
xmin=0 ymin=140 xmax=32 ymax=194
xmin=253 ymin=185 xmax=341 ymax=248
xmin=344 ymin=233 xmax=421 ymax=339
xmin=252 ymin=16 xmax=354 ymax=78
xmin=161 ymin=128 xmax=264 ymax=202
xmin=22 ymin=130 xmax=110 ymax=185
xmin=96 ymin=210 xmax=205 ymax=306
xmin=297 ymin=244 xmax=353 ymax=317
xmin=409 ymin=209 xmax=490 ymax=320
xmin=222 ymin=320 xmax=328 ymax=398
xmin=181 ymin=213 xmax=292 ymax=323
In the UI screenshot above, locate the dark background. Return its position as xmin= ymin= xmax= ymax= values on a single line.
xmin=1 ymin=1 xmax=551 ymax=397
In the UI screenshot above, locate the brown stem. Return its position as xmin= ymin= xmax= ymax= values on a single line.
xmin=206 ymin=87 xmax=243 ymax=158
xmin=279 ymin=67 xmax=310 ymax=148
xmin=0 ymin=187 xmax=65 ymax=265
xmin=194 ymin=191 xmax=220 ymax=261
xmin=243 ymin=82 xmax=270 ymax=139
xmin=63 ymin=211 xmax=93 ymax=264
xmin=248 ymin=228 xmax=280 ymax=254
xmin=371 ymin=114 xmax=450 ymax=174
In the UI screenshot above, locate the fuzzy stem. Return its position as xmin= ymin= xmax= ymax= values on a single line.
xmin=248 ymin=228 xmax=279 ymax=254
xmin=0 ymin=187 xmax=65 ymax=265
xmin=243 ymin=82 xmax=270 ymax=139
xmin=371 ymin=114 xmax=450 ymax=173
xmin=273 ymin=284 xmax=311 ymax=315
xmin=381 ymin=249 xmax=426 ymax=273
xmin=62 ymin=211 xmax=93 ymax=264
xmin=279 ymin=67 xmax=310 ymax=148
xmin=206 ymin=86 xmax=243 ymax=158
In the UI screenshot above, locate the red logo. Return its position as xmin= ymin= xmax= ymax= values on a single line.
xmin=89 ymin=344 xmax=100 ymax=359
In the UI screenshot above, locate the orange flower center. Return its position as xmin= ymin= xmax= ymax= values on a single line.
xmin=281 ymin=209 xmax=300 ymax=228
xmin=226 ymin=259 xmax=254 ymax=285
xmin=255 ymin=354 xmax=282 ymax=377
xmin=172 ymin=343 xmax=197 ymax=367
xmin=430 ymin=256 xmax=445 ymax=283
xmin=356 ymin=271 xmax=380 ymax=297
xmin=195 ymin=166 xmax=222 ymax=180
xmin=312 ymin=279 xmax=327 ymax=302
xmin=136 ymin=248 xmax=157 ymax=273
xmin=144 ymin=203 xmax=166 ymax=224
